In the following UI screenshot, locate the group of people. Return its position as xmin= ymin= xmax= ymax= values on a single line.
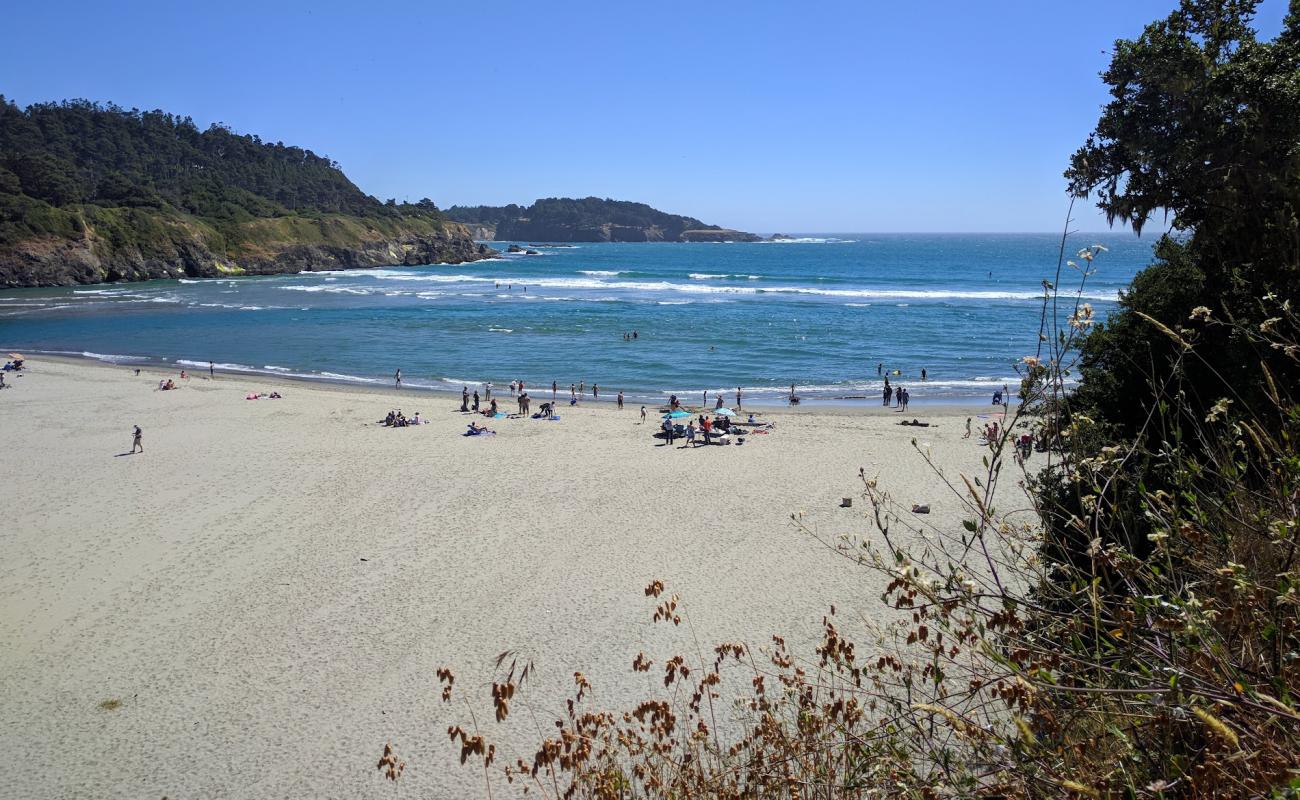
xmin=384 ymin=409 xmax=423 ymax=427
xmin=459 ymin=386 xmax=501 ymax=416
xmin=883 ymin=379 xmax=911 ymax=410
xmin=660 ymin=410 xmax=760 ymax=447
xmin=244 ymin=391 xmax=282 ymax=400
xmin=158 ymin=378 xmax=179 ymax=391
xmin=621 ymin=331 xmax=639 ymax=341
xmin=877 ymin=363 xmax=928 ymax=381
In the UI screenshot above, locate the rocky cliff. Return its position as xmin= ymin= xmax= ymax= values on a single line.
xmin=0 ymin=213 xmax=493 ymax=288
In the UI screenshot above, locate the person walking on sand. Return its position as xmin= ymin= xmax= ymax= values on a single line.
xmin=570 ymin=383 xmax=577 ymax=400
xmin=963 ymin=417 xmax=972 ymax=438
xmin=640 ymin=405 xmax=647 ymax=423
xmin=617 ymin=390 xmax=624 ymax=409
xmin=703 ymin=389 xmax=708 ymax=407
xmin=592 ymin=383 xmax=599 ymax=399
xmin=579 ymin=381 xmax=585 ymax=396
xmin=131 ymin=425 xmax=143 ymax=454
xmin=394 ymin=369 xmax=402 ymax=388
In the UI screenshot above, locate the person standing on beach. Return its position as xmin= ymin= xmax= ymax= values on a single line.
xmin=131 ymin=425 xmax=143 ymax=454
xmin=963 ymin=417 xmax=972 ymax=438
xmin=617 ymin=391 xmax=624 ymax=409
xmin=592 ymin=383 xmax=599 ymax=399
xmin=735 ymin=386 xmax=742 ymax=411
xmin=394 ymin=369 xmax=402 ymax=388
xmin=570 ymin=383 xmax=577 ymax=401
xmin=703 ymin=389 xmax=708 ymax=407
xmin=552 ymin=380 xmax=557 ymax=400
xmin=461 ymin=387 xmax=469 ymax=412
xmin=485 ymin=382 xmax=492 ymax=401
xmin=510 ymin=380 xmax=517 ymax=397
xmin=209 ymin=361 xmax=215 ymax=378
xmin=640 ymin=405 xmax=647 ymax=423
xmin=472 ymin=390 xmax=480 ymax=411
xmin=579 ymin=381 xmax=585 ymax=395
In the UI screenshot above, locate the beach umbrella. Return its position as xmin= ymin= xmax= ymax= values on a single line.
xmin=7 ymin=353 xmax=23 ymax=360
xmin=714 ymin=407 xmax=736 ymax=417
xmin=662 ymin=410 xmax=691 ymax=420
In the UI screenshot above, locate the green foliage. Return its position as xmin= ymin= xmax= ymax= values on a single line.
xmin=446 ymin=197 xmax=721 ymax=240
xmin=1066 ymin=0 xmax=1300 ymax=438
xmin=0 ymin=96 xmax=450 ymax=256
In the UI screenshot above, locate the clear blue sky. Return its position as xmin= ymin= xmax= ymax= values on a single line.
xmin=0 ymin=1 xmax=1287 ymax=232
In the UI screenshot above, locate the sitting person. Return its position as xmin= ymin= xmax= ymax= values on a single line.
xmin=411 ymin=412 xmax=422 ymax=425
xmin=268 ymin=391 xmax=282 ymax=399
xmin=385 ymin=410 xmax=396 ymax=426
xmin=466 ymin=422 xmax=495 ymax=435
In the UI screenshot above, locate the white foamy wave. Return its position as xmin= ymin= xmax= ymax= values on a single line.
xmin=177 ymin=359 xmax=264 ymax=373
xmin=83 ymin=351 xmax=150 ymax=363
xmin=317 ymin=371 xmax=383 ymax=384
xmin=488 ymin=327 xmax=513 ymax=333
xmin=688 ymin=273 xmax=730 ymax=280
xmin=337 ymin=271 xmax=1118 ymax=301
xmin=580 ymin=270 xmax=623 ymax=276
xmin=278 ymin=285 xmax=375 ymax=295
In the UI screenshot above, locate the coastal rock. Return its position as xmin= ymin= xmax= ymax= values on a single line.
xmin=0 ymin=220 xmax=494 ymax=288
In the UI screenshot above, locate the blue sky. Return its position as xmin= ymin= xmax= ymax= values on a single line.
xmin=1 ymin=1 xmax=1288 ymax=232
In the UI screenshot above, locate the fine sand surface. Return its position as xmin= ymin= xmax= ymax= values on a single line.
xmin=0 ymin=357 xmax=1028 ymax=798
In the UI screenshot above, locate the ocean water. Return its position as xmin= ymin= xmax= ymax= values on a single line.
xmin=0 ymin=233 xmax=1151 ymax=404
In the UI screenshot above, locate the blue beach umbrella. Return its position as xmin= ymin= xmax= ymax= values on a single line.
xmin=714 ymin=407 xmax=736 ymax=417
xmin=662 ymin=410 xmax=691 ymax=420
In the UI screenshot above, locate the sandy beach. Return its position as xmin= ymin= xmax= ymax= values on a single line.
xmin=0 ymin=357 xmax=1028 ymax=798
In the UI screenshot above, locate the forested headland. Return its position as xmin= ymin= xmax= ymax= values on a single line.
xmin=0 ymin=99 xmax=491 ymax=287
xmin=446 ymin=197 xmax=761 ymax=242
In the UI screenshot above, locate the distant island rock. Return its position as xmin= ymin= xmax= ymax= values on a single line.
xmin=0 ymin=99 xmax=494 ymax=287
xmin=447 ymin=197 xmax=762 ymax=243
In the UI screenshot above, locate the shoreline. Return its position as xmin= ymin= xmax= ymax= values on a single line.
xmin=10 ymin=348 xmax=1020 ymax=412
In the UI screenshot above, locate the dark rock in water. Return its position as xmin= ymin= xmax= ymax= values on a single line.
xmin=506 ymin=244 xmax=525 ymax=253
xmin=770 ymin=233 xmax=795 ymax=240
xmin=525 ymin=249 xmax=540 ymax=255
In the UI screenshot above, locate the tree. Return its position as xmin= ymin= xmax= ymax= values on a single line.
xmin=1065 ymin=0 xmax=1300 ymax=437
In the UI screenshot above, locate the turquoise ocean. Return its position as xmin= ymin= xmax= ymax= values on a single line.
xmin=0 ymin=233 xmax=1151 ymax=404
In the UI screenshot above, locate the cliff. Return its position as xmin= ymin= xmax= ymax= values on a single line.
xmin=447 ymin=197 xmax=761 ymax=243
xmin=0 ymin=98 xmax=494 ymax=287
xmin=0 ymin=208 xmax=491 ymax=287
